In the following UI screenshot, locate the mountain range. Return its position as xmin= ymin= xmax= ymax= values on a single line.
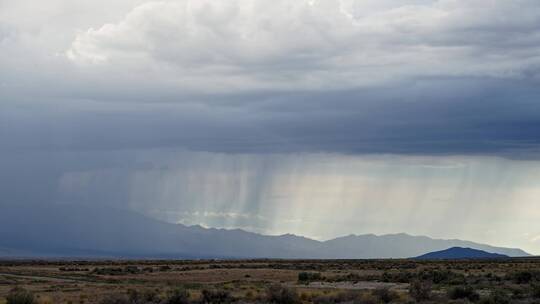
xmin=0 ymin=204 xmax=530 ymax=259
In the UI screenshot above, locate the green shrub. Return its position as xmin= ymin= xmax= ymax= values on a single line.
xmin=313 ymin=291 xmax=362 ymax=304
xmin=297 ymin=272 xmax=322 ymax=282
xmin=328 ymin=272 xmax=365 ymax=283
xmin=6 ymin=287 xmax=35 ymax=304
xmin=159 ymin=265 xmax=172 ymax=272
xmin=372 ymin=287 xmax=398 ymax=303
xmin=99 ymin=294 xmax=129 ymax=304
xmin=358 ymin=294 xmax=381 ymax=304
xmin=127 ymin=289 xmax=159 ymax=303
xmin=266 ymin=285 xmax=300 ymax=304
xmin=448 ymin=286 xmax=480 ymax=302
xmin=532 ymin=284 xmax=540 ymax=299
xmin=510 ymin=287 xmax=526 ymax=300
xmin=409 ymin=280 xmax=432 ymax=302
xmin=166 ymin=288 xmax=190 ymax=304
xmin=201 ymin=289 xmax=234 ymax=304
xmin=382 ymin=271 xmax=414 ymax=283
xmin=312 ymin=295 xmax=334 ymax=304
xmin=418 ymin=269 xmax=465 ymax=285
xmin=124 ymin=266 xmax=141 ymax=274
xmin=479 ymin=290 xmax=510 ymax=304
xmin=513 ymin=271 xmax=534 ymax=284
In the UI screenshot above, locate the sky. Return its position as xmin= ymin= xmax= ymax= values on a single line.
xmin=1 ymin=0 xmax=540 ymax=254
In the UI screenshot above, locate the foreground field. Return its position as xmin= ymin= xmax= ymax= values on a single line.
xmin=1 ymin=258 xmax=540 ymax=303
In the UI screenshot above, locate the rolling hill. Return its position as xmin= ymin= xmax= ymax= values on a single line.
xmin=416 ymin=247 xmax=509 ymax=260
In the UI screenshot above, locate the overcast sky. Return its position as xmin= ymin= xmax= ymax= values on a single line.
xmin=2 ymin=0 xmax=540 ymax=254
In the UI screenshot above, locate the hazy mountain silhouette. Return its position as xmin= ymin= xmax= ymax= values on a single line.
xmin=415 ymin=247 xmax=509 ymax=259
xmin=0 ymin=204 xmax=529 ymax=259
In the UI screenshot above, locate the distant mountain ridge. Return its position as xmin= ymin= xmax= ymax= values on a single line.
xmin=0 ymin=204 xmax=530 ymax=259
xmin=415 ymin=247 xmax=509 ymax=260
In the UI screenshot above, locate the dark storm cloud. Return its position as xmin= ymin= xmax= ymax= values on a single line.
xmin=2 ymin=77 xmax=540 ymax=157
xmin=2 ymin=1 xmax=540 ymax=159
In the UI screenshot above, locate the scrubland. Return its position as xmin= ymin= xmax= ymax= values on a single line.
xmin=1 ymin=258 xmax=540 ymax=303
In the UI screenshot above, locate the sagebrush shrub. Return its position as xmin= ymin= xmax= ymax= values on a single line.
xmin=166 ymin=288 xmax=190 ymax=304
xmin=99 ymin=294 xmax=129 ymax=304
xmin=297 ymin=272 xmax=322 ymax=282
xmin=201 ymin=289 xmax=234 ymax=304
xmin=409 ymin=280 xmax=432 ymax=302
xmin=6 ymin=287 xmax=35 ymax=304
xmin=372 ymin=287 xmax=398 ymax=303
xmin=266 ymin=285 xmax=300 ymax=304
xmin=448 ymin=286 xmax=480 ymax=302
xmin=532 ymin=285 xmax=540 ymax=299
xmin=478 ymin=290 xmax=510 ymax=304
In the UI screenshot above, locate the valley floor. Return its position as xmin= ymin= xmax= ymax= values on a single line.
xmin=1 ymin=258 xmax=540 ymax=303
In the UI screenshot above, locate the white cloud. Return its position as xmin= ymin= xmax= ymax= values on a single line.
xmin=531 ymin=235 xmax=540 ymax=243
xmin=66 ymin=0 xmax=540 ymax=92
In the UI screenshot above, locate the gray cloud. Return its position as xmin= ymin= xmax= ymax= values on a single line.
xmin=2 ymin=0 xmax=540 ymax=158
xmin=2 ymin=0 xmax=540 ymax=253
xmin=2 ymin=78 xmax=540 ymax=157
xmin=66 ymin=0 xmax=540 ymax=91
